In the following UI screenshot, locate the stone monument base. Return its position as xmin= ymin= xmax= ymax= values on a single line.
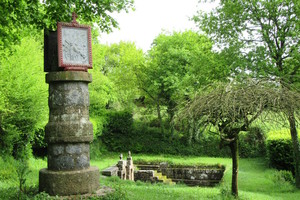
xmin=39 ymin=166 xmax=100 ymax=196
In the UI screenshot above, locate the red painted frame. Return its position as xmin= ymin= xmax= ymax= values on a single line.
xmin=57 ymin=21 xmax=93 ymax=71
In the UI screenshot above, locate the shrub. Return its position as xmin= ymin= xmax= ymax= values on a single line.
xmin=90 ymin=139 xmax=108 ymax=159
xmin=101 ymin=110 xmax=134 ymax=152
xmin=239 ymin=127 xmax=266 ymax=158
xmin=0 ymin=156 xmax=18 ymax=181
xmin=266 ymin=129 xmax=296 ymax=174
xmin=271 ymin=170 xmax=295 ymax=191
xmin=31 ymin=128 xmax=47 ymax=158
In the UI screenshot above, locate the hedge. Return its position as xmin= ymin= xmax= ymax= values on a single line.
xmin=98 ymin=110 xmax=267 ymax=158
xmin=266 ymin=129 xmax=300 ymax=174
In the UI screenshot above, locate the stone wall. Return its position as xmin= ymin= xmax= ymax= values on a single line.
xmin=134 ymin=170 xmax=160 ymax=183
xmin=136 ymin=162 xmax=225 ymax=187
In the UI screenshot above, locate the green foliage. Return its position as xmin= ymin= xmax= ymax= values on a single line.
xmin=90 ymin=139 xmax=108 ymax=160
xmin=0 ymin=156 xmax=18 ymax=181
xmin=239 ymin=127 xmax=266 ymax=158
xmin=101 ymin=110 xmax=134 ymax=152
xmin=100 ymin=112 xmax=267 ymax=157
xmin=0 ymin=35 xmax=48 ymax=159
xmin=266 ymin=129 xmax=297 ymax=173
xmin=101 ymin=42 xmax=145 ymax=109
xmin=272 ymin=170 xmax=296 ymax=186
xmin=31 ymin=129 xmax=47 ymax=158
xmin=0 ymin=0 xmax=134 ymax=48
xmin=140 ymin=31 xmax=221 ymax=124
xmin=16 ymin=160 xmax=31 ymax=196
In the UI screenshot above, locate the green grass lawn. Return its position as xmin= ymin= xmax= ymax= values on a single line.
xmin=91 ymin=154 xmax=300 ymax=200
xmin=1 ymin=153 xmax=300 ymax=199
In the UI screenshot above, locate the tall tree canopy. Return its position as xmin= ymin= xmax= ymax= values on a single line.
xmin=0 ymin=0 xmax=134 ymax=47
xmin=0 ymin=35 xmax=47 ymax=158
xmin=140 ymin=30 xmax=226 ymax=133
xmin=102 ymin=41 xmax=145 ymax=108
xmin=194 ymin=0 xmax=299 ymax=83
xmin=194 ymin=0 xmax=300 ymax=189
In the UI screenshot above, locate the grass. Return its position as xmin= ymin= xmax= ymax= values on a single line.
xmin=1 ymin=153 xmax=300 ymax=199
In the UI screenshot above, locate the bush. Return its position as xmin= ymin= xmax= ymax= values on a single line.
xmin=0 ymin=36 xmax=48 ymax=159
xmin=90 ymin=139 xmax=108 ymax=159
xmin=31 ymin=128 xmax=47 ymax=158
xmin=99 ymin=111 xmax=268 ymax=157
xmin=239 ymin=127 xmax=266 ymax=158
xmin=0 ymin=156 xmax=18 ymax=181
xmin=101 ymin=110 xmax=134 ymax=152
xmin=271 ymin=170 xmax=295 ymax=191
xmin=266 ymin=129 xmax=295 ymax=174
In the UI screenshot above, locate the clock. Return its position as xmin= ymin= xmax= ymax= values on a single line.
xmin=57 ymin=16 xmax=92 ymax=71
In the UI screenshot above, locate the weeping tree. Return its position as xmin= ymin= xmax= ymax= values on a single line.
xmin=179 ymin=80 xmax=300 ymax=197
xmin=194 ymin=0 xmax=300 ymax=187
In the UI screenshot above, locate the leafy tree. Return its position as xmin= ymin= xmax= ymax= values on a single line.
xmin=89 ymin=43 xmax=117 ymax=137
xmin=0 ymin=0 xmax=134 ymax=48
xmin=194 ymin=0 xmax=300 ymax=187
xmin=0 ymin=35 xmax=48 ymax=158
xmin=140 ymin=30 xmax=226 ymax=134
xmin=180 ymin=80 xmax=300 ymax=197
xmin=102 ymin=42 xmax=145 ymax=109
xmin=89 ymin=42 xmax=144 ymax=136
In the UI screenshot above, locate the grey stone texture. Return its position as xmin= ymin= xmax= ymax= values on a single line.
xmin=101 ymin=166 xmax=119 ymax=177
xmin=39 ymin=71 xmax=99 ymax=196
xmin=45 ymin=73 xmax=93 ymax=143
xmin=134 ymin=170 xmax=160 ymax=183
xmin=136 ymin=162 xmax=225 ymax=187
xmin=48 ymin=143 xmax=90 ymax=170
xmin=39 ymin=167 xmax=99 ymax=196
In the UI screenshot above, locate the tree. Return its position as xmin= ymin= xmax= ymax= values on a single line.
xmin=102 ymin=42 xmax=145 ymax=109
xmin=180 ymin=80 xmax=300 ymax=197
xmin=194 ymin=0 xmax=300 ymax=187
xmin=0 ymin=0 xmax=134 ymax=48
xmin=0 ymin=35 xmax=48 ymax=158
xmin=89 ymin=42 xmax=145 ymax=136
xmin=140 ymin=30 xmax=221 ymax=134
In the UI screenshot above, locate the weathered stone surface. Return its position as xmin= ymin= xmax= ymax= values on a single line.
xmin=45 ymin=78 xmax=93 ymax=143
xmin=136 ymin=163 xmax=225 ymax=187
xmin=101 ymin=166 xmax=119 ymax=177
xmin=48 ymin=143 xmax=90 ymax=170
xmin=45 ymin=121 xmax=93 ymax=143
xmin=39 ymin=167 xmax=100 ymax=196
xmin=39 ymin=71 xmax=100 ymax=196
xmin=46 ymin=71 xmax=92 ymax=83
xmin=134 ymin=170 xmax=159 ymax=183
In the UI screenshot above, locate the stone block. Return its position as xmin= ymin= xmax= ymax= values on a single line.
xmin=39 ymin=166 xmax=100 ymax=196
xmin=101 ymin=166 xmax=119 ymax=177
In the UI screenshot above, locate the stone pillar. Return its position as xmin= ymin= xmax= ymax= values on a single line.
xmin=117 ymin=154 xmax=127 ymax=180
xmin=39 ymin=71 xmax=100 ymax=196
xmin=126 ymin=151 xmax=134 ymax=181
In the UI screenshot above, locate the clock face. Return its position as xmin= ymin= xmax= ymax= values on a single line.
xmin=61 ymin=27 xmax=89 ymax=65
xmin=57 ymin=21 xmax=92 ymax=71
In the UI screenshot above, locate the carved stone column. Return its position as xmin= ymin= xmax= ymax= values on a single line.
xmin=39 ymin=71 xmax=99 ymax=196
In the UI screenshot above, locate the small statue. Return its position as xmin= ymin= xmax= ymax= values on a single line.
xmin=128 ymin=151 xmax=131 ymax=158
xmin=119 ymin=153 xmax=123 ymax=160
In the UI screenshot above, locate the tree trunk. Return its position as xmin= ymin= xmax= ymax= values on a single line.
xmin=288 ymin=112 xmax=300 ymax=188
xmin=229 ymin=137 xmax=239 ymax=197
xmin=156 ymin=101 xmax=164 ymax=135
